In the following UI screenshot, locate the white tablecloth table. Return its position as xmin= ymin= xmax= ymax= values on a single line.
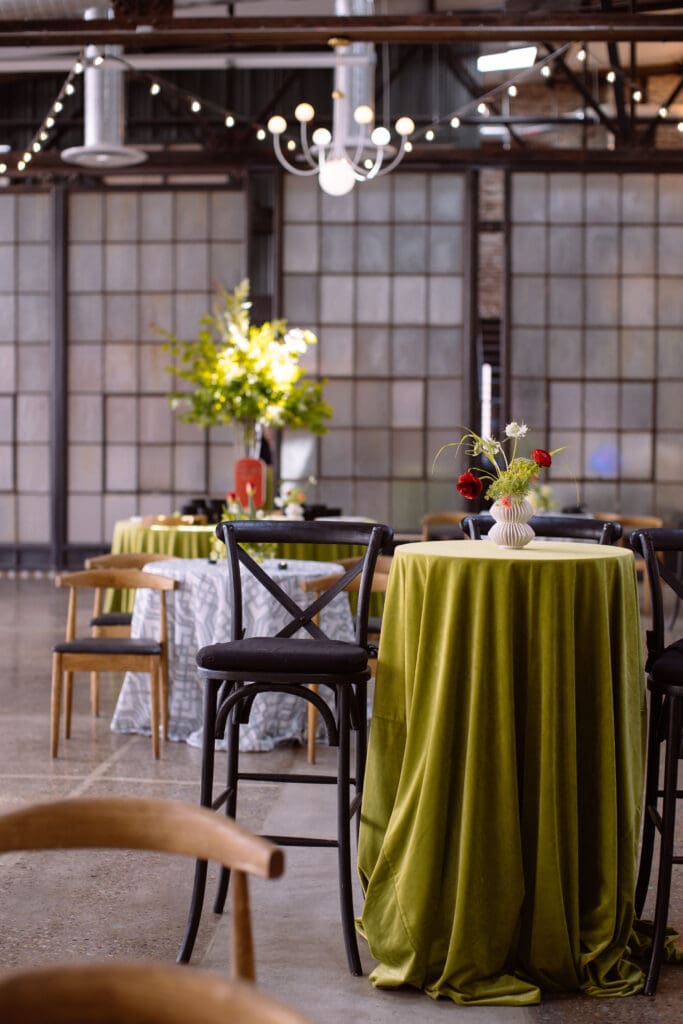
xmin=110 ymin=557 xmax=355 ymax=751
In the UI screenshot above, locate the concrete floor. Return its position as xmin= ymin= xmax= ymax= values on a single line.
xmin=0 ymin=574 xmax=681 ymax=1022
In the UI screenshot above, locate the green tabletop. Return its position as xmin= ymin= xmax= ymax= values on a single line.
xmin=357 ymin=540 xmax=646 ymax=1005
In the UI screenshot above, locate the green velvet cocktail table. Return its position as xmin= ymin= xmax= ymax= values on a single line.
xmin=357 ymin=540 xmax=646 ymax=1005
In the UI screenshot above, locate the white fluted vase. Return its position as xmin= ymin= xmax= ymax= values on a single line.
xmin=489 ymin=497 xmax=535 ymax=549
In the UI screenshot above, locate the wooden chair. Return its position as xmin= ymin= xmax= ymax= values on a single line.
xmin=51 ymin=569 xmax=177 ymax=759
xmin=420 ymin=510 xmax=468 ymax=540
xmin=83 ymin=553 xmax=180 ymax=716
xmin=0 ymin=963 xmax=312 ymax=1024
xmin=301 ymin=553 xmax=393 ymax=765
xmin=0 ymin=796 xmax=284 ymax=985
xmin=594 ymin=513 xmax=664 ymax=614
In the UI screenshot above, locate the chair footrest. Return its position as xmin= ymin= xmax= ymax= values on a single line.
xmin=262 ymin=834 xmax=338 ymax=848
xmin=239 ymin=771 xmax=348 ymax=785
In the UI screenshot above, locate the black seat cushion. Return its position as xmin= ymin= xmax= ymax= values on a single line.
xmin=89 ymin=612 xmax=133 ymax=628
xmin=197 ymin=637 xmax=368 ymax=675
xmin=53 ymin=637 xmax=161 ymax=656
xmin=650 ymin=638 xmax=683 ymax=691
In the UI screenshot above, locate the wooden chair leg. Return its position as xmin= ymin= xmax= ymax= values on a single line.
xmin=90 ymin=671 xmax=100 ymax=718
xmin=50 ymin=655 xmax=62 ymax=758
xmin=231 ymin=870 xmax=256 ymax=982
xmin=307 ymin=685 xmax=318 ymax=764
xmin=160 ymin=664 xmax=169 ymax=742
xmin=149 ymin=664 xmax=160 ymax=759
xmin=63 ymin=671 xmax=74 ymax=739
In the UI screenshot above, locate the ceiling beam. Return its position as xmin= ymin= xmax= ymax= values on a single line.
xmin=3 ymin=14 xmax=683 ymax=50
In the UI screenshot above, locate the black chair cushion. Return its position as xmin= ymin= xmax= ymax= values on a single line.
xmin=650 ymin=638 xmax=683 ymax=691
xmin=197 ymin=637 xmax=368 ymax=675
xmin=367 ymin=616 xmax=383 ymax=636
xmin=53 ymin=637 xmax=161 ymax=656
xmin=89 ymin=612 xmax=133 ymax=628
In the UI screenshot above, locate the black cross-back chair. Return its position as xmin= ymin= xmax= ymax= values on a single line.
xmin=630 ymin=528 xmax=683 ymax=996
xmin=177 ymin=518 xmax=393 ymax=976
xmin=461 ymin=513 xmax=623 ymax=545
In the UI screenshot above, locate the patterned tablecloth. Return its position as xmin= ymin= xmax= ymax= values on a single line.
xmin=110 ymin=557 xmax=354 ymax=751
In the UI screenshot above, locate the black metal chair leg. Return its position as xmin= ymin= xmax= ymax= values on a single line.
xmin=177 ymin=679 xmax=219 ymax=964
xmin=213 ymin=709 xmax=241 ymax=915
xmin=337 ymin=686 xmax=362 ymax=976
xmin=636 ymin=691 xmax=664 ymax=917
xmin=643 ymin=694 xmax=682 ymax=996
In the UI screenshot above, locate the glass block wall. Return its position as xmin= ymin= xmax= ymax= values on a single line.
xmin=0 ymin=192 xmax=52 ymax=549
xmin=67 ymin=188 xmax=246 ymax=548
xmin=280 ymin=173 xmax=471 ymax=531
xmin=509 ymin=171 xmax=683 ymax=520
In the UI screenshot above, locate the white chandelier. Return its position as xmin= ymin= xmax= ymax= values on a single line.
xmin=267 ymin=41 xmax=414 ymax=197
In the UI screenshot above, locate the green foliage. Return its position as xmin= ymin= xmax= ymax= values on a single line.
xmin=160 ymin=279 xmax=332 ymax=433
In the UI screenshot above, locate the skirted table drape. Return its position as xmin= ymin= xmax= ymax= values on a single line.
xmin=357 ymin=540 xmax=647 ymax=1005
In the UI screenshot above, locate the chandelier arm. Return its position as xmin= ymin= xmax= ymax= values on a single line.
xmin=370 ymin=137 xmax=408 ymax=178
xmin=272 ymin=134 xmax=319 ymax=177
xmin=297 ymin=122 xmax=320 ymax=169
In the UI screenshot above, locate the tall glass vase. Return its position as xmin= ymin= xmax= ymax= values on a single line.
xmin=241 ymin=421 xmax=263 ymax=459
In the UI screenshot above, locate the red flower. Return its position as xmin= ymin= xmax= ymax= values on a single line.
xmin=500 ymin=496 xmax=512 ymax=508
xmin=532 ymin=449 xmax=552 ymax=468
xmin=457 ymin=471 xmax=483 ymax=500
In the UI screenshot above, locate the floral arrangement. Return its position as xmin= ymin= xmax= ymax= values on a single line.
xmin=210 ymin=483 xmax=276 ymax=562
xmin=160 ymin=279 xmax=332 ymax=438
xmin=434 ymin=422 xmax=563 ymax=504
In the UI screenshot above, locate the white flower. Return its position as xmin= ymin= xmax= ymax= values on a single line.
xmin=505 ymin=421 xmax=528 ymax=438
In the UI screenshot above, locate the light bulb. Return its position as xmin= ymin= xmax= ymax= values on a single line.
xmin=395 ymin=116 xmax=415 ymax=137
xmin=633 ymin=89 xmax=642 ymax=102
xmin=363 ymin=158 xmax=373 ymax=169
xmin=0 ymin=164 xmax=6 ymax=174
xmin=286 ymin=139 xmax=296 ymax=151
xmin=425 ymin=129 xmax=435 ymax=141
xmin=541 ymin=65 xmax=551 ymax=79
xmin=93 ymin=55 xmax=104 ymax=66
xmin=74 ymin=61 xmax=84 ymax=74
xmin=405 ymin=140 xmax=413 ymax=152
xmin=450 ymin=115 xmax=461 ymax=129
xmin=256 ymin=129 xmax=266 ymax=141
xmin=353 ymin=104 xmax=374 ymax=125
xmin=659 ymin=106 xmax=668 ymax=118
xmin=17 ymin=160 xmax=25 ymax=171
xmin=53 ymin=101 xmax=63 ymax=113
xmin=577 ymin=47 xmax=587 ymax=62
xmin=477 ymin=102 xmax=489 ymax=116
xmin=318 ymin=157 xmax=356 ymax=196
xmin=606 ymin=70 xmax=616 ymax=84
xmin=23 ymin=152 xmax=31 ymax=162
xmin=267 ymin=115 xmax=287 ymax=135
xmin=39 ymin=131 xmax=48 ymax=141
xmin=65 ymin=83 xmax=75 ymax=96
xmin=294 ymin=102 xmax=315 ymax=123
xmin=190 ymin=100 xmax=201 ymax=113
xmin=311 ymin=127 xmax=331 ymax=146
xmin=508 ymin=84 xmax=518 ymax=98
xmin=32 ymin=142 xmax=40 ymax=152
xmin=150 ymin=82 xmax=161 ymax=96
xmin=371 ymin=126 xmax=391 ymax=147
xmin=677 ymin=121 xmax=683 ymax=132
xmin=225 ymin=115 xmax=235 ymax=128
xmin=45 ymin=117 xmax=55 ymax=128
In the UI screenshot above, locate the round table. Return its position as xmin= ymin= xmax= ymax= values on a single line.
xmin=358 ymin=540 xmax=646 ymax=1005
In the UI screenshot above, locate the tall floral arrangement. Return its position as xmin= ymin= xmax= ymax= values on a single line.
xmin=434 ymin=421 xmax=564 ymax=504
xmin=160 ymin=279 xmax=332 ymax=444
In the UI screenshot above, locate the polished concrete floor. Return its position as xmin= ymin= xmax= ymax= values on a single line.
xmin=0 ymin=574 xmax=681 ymax=1022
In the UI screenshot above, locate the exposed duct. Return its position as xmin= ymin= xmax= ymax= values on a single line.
xmin=61 ymin=6 xmax=147 ymax=168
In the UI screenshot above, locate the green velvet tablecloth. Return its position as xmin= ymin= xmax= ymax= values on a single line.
xmin=357 ymin=540 xmax=647 ymax=1005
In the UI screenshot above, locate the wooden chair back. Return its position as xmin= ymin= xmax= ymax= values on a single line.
xmin=300 ymin=554 xmax=393 ymax=763
xmin=83 ymin=553 xmax=180 ymax=631
xmin=0 ymin=963 xmax=312 ymax=1024
xmin=0 ymin=796 xmax=284 ymax=983
xmin=420 ymin=511 xmax=468 ymax=541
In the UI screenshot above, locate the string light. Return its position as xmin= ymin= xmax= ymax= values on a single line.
xmin=577 ymin=47 xmax=587 ymax=63
xmin=633 ymin=89 xmax=643 ymax=103
xmin=450 ymin=115 xmax=461 ymax=128
xmin=541 ymin=65 xmax=552 ymax=78
xmin=606 ymin=70 xmax=616 ymax=84
xmin=659 ymin=106 xmax=668 ymax=118
xmin=150 ymin=82 xmax=161 ymax=96
xmin=225 ymin=114 xmax=235 ymax=128
xmin=190 ymin=99 xmax=202 ymax=113
xmin=508 ymin=84 xmax=518 ymax=98
xmin=425 ymin=129 xmax=435 ymax=141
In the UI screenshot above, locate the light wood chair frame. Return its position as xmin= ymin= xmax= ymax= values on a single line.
xmin=0 ymin=796 xmax=284 ymax=984
xmin=0 ymin=962 xmax=312 ymax=1024
xmin=51 ymin=569 xmax=177 ymax=759
xmin=420 ymin=510 xmax=468 ymax=540
xmin=301 ymin=553 xmax=393 ymax=765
